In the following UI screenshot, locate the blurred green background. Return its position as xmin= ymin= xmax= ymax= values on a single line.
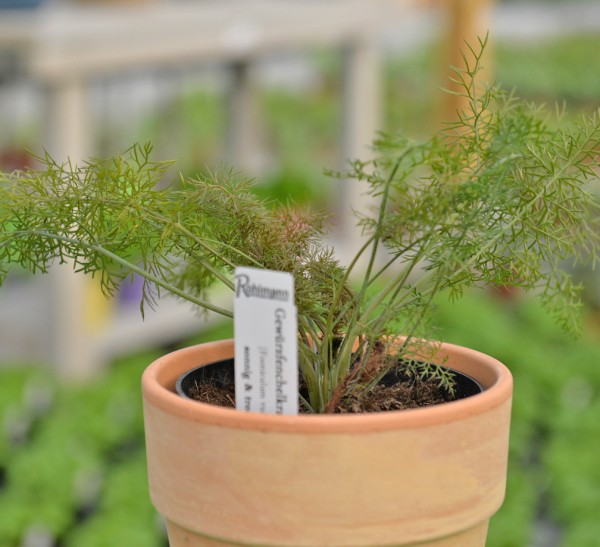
xmin=1 ymin=4 xmax=600 ymax=547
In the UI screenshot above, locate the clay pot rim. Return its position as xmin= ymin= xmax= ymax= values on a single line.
xmin=142 ymin=339 xmax=513 ymax=434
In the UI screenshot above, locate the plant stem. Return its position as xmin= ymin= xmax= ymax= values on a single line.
xmin=16 ymin=230 xmax=234 ymax=318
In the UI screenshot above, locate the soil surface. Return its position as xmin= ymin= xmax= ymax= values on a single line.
xmin=186 ymin=369 xmax=456 ymax=413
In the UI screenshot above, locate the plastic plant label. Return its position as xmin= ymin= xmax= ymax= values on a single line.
xmin=233 ymin=267 xmax=298 ymax=415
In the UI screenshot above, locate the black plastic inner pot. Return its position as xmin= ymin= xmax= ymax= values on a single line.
xmin=175 ymin=358 xmax=483 ymax=403
xmin=176 ymin=358 xmax=235 ymax=400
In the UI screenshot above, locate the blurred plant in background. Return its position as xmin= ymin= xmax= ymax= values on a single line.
xmin=0 ymin=352 xmax=163 ymax=546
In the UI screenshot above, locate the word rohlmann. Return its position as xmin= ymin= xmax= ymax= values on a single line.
xmin=235 ymin=273 xmax=290 ymax=302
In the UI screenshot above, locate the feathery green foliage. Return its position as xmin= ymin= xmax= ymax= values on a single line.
xmin=1 ymin=39 xmax=599 ymax=412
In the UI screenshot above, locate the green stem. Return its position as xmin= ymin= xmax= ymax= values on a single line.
xmin=19 ymin=230 xmax=234 ymax=318
xmin=328 ymin=235 xmax=429 ymax=334
xmin=362 ymin=151 xmax=407 ymax=286
xmin=147 ymin=212 xmax=237 ymax=289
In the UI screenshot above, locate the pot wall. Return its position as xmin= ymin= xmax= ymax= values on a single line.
xmin=142 ymin=340 xmax=512 ymax=546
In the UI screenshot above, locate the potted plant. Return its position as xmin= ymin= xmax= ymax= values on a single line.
xmin=1 ymin=41 xmax=599 ymax=546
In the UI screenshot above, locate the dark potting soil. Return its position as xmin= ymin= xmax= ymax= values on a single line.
xmin=188 ymin=378 xmax=237 ymax=409
xmin=187 ymin=375 xmax=458 ymax=413
xmin=180 ymin=355 xmax=482 ymax=413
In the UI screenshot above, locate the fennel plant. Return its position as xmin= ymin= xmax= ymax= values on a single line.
xmin=1 ymin=42 xmax=599 ymax=413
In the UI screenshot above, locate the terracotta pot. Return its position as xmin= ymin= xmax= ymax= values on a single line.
xmin=142 ymin=339 xmax=512 ymax=546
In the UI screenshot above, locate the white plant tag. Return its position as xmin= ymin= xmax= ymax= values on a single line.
xmin=234 ymin=267 xmax=298 ymax=415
